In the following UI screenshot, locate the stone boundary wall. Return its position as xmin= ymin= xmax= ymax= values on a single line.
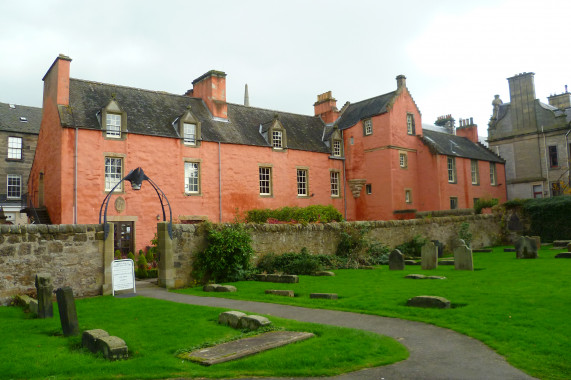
xmin=0 ymin=224 xmax=104 ymax=305
xmin=170 ymin=214 xmax=502 ymax=288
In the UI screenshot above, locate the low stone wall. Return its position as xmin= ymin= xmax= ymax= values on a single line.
xmin=0 ymin=224 xmax=104 ymax=305
xmin=169 ymin=214 xmax=502 ymax=288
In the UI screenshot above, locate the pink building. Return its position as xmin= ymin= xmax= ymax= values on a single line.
xmin=29 ymin=55 xmax=506 ymax=253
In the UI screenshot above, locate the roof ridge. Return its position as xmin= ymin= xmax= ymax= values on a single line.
xmin=228 ymin=102 xmax=322 ymax=120
xmin=348 ymin=90 xmax=396 ymax=107
xmin=70 ymin=78 xmax=192 ymax=100
xmin=0 ymin=101 xmax=42 ymax=111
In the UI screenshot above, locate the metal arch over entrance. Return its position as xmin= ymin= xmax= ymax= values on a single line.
xmin=99 ymin=167 xmax=173 ymax=240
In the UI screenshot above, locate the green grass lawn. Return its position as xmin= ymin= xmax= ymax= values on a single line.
xmin=175 ymin=245 xmax=571 ymax=380
xmin=0 ymin=296 xmax=407 ymax=379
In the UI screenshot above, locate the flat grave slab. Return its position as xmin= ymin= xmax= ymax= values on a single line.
xmin=180 ymin=331 xmax=314 ymax=366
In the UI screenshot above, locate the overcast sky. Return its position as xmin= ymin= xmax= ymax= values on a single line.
xmin=1 ymin=0 xmax=570 ymax=137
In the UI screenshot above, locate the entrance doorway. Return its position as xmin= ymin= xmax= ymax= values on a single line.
xmin=114 ymin=221 xmax=134 ymax=256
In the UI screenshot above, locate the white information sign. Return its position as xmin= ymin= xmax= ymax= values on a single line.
xmin=112 ymin=259 xmax=136 ymax=296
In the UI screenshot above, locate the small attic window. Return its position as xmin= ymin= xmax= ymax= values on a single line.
xmin=19 ymin=117 xmax=27 ymax=122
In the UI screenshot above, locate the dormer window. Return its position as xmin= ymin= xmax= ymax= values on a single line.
xmin=272 ymin=130 xmax=283 ymax=149
xmin=178 ymin=109 xmax=201 ymax=147
xmin=101 ymin=99 xmax=127 ymax=140
xmin=184 ymin=123 xmax=197 ymax=145
xmin=106 ymin=113 xmax=121 ymax=138
xmin=333 ymin=140 xmax=342 ymax=157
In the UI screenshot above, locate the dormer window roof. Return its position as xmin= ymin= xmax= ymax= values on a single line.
xmin=101 ymin=99 xmax=127 ymax=140
xmin=176 ymin=108 xmax=201 ymax=147
xmin=260 ymin=114 xmax=287 ymax=150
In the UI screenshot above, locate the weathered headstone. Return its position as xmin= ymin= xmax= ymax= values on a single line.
xmin=555 ymin=252 xmax=571 ymax=258
xmin=310 ymin=293 xmax=338 ymax=300
xmin=421 ymin=242 xmax=438 ymax=270
xmin=35 ymin=273 xmax=53 ymax=319
xmin=431 ymin=240 xmax=444 ymax=258
xmin=507 ymin=212 xmax=524 ymax=231
xmin=215 ymin=285 xmax=237 ymax=292
xmin=219 ymin=311 xmax=246 ymax=328
xmin=239 ymin=315 xmax=271 ymax=330
xmin=388 ymin=249 xmax=405 ymax=270
xmin=515 ymin=236 xmax=538 ymax=259
xmin=530 ymin=236 xmax=541 ymax=248
xmin=406 ymin=296 xmax=451 ymax=309
xmin=265 ymin=289 xmax=294 ymax=297
xmin=56 ymin=287 xmax=79 ymax=336
xmin=83 ymin=329 xmax=110 ymax=353
xmin=454 ymin=244 xmax=473 ymax=271
xmin=203 ymin=284 xmax=221 ymax=292
xmin=97 ymin=336 xmax=129 ymax=360
xmin=314 ymin=271 xmax=335 ymax=276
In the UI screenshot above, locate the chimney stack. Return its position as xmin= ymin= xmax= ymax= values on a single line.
xmin=187 ymin=70 xmax=227 ymax=119
xmin=456 ymin=117 xmax=479 ymax=143
xmin=244 ymin=84 xmax=250 ymax=107
xmin=42 ymin=54 xmax=72 ymax=106
xmin=507 ymin=72 xmax=537 ymax=131
xmin=313 ymin=91 xmax=339 ymax=124
xmin=396 ymin=75 xmax=407 ymax=89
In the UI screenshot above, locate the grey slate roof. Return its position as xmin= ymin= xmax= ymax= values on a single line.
xmin=60 ymin=79 xmax=330 ymax=153
xmin=0 ymin=102 xmax=41 ymax=134
xmin=337 ymin=92 xmax=396 ymax=130
xmin=421 ymin=129 xmax=504 ymax=163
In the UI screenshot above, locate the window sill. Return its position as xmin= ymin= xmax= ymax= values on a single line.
xmin=185 ymin=192 xmax=202 ymax=196
xmin=6 ymin=158 xmax=23 ymax=162
xmin=259 ymin=194 xmax=273 ymax=198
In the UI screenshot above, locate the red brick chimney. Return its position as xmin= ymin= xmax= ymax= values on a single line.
xmin=314 ymin=91 xmax=339 ymax=124
xmin=42 ymin=54 xmax=72 ymax=106
xmin=187 ymin=70 xmax=227 ymax=119
xmin=456 ymin=117 xmax=479 ymax=143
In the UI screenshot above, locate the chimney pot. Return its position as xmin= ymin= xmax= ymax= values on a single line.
xmin=396 ymin=75 xmax=407 ymax=89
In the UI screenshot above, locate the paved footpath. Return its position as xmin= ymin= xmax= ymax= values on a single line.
xmin=137 ymin=283 xmax=536 ymax=380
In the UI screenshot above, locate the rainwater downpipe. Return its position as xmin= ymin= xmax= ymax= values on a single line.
xmin=74 ymin=126 xmax=78 ymax=223
xmin=541 ymin=126 xmax=551 ymax=197
xmin=218 ymin=141 xmax=222 ymax=223
xmin=342 ymin=129 xmax=347 ymax=220
xmin=566 ymin=128 xmax=571 ymax=184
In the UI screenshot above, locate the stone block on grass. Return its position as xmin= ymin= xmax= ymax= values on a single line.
xmin=97 ymin=335 xmax=129 ymax=361
xmin=82 ymin=329 xmax=110 ymax=353
xmin=219 ymin=311 xmax=246 ymax=328
xmin=405 ymin=274 xmax=426 ymax=279
xmin=254 ymin=274 xmax=268 ymax=282
xmin=404 ymin=260 xmax=420 ymax=265
xmin=15 ymin=295 xmax=38 ymax=314
xmin=239 ymin=315 xmax=271 ymax=330
xmin=439 ymin=260 xmax=455 ymax=265
xmin=265 ymin=289 xmax=294 ymax=297
xmin=406 ymin=296 xmax=451 ymax=309
xmin=314 ymin=271 xmax=335 ymax=276
xmin=203 ymin=284 xmax=221 ymax=292
xmin=215 ymin=285 xmax=237 ymax=292
xmin=555 ymin=252 xmax=571 ymax=259
xmin=310 ymin=293 xmax=338 ymax=300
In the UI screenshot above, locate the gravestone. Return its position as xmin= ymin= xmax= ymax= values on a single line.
xmin=219 ymin=311 xmax=246 ymax=328
xmin=265 ymin=289 xmax=294 ymax=297
xmin=56 ymin=287 xmax=79 ymax=336
xmin=35 ymin=273 xmax=53 ymax=319
xmin=406 ymin=296 xmax=451 ymax=309
xmin=507 ymin=212 xmax=524 ymax=231
xmin=310 ymin=293 xmax=338 ymax=300
xmin=454 ymin=244 xmax=473 ymax=271
xmin=515 ymin=236 xmax=538 ymax=259
xmin=431 ymin=240 xmax=444 ymax=258
xmin=389 ymin=249 xmax=405 ymax=270
xmin=421 ymin=242 xmax=438 ymax=270
xmin=531 ymin=236 xmax=541 ymax=248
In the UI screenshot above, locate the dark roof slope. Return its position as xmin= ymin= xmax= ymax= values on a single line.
xmin=337 ymin=91 xmax=396 ymax=130
xmin=0 ymin=102 xmax=41 ymax=134
xmin=60 ymin=79 xmax=329 ymax=153
xmin=421 ymin=129 xmax=504 ymax=163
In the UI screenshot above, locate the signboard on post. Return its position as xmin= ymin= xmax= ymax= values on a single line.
xmin=112 ymin=259 xmax=136 ymax=296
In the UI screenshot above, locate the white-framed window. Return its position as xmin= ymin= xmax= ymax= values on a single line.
xmin=364 ymin=119 xmax=373 ymax=135
xmin=297 ymin=169 xmax=308 ymax=196
xmin=106 ymin=113 xmax=121 ymax=138
xmin=490 ymin=162 xmax=497 ymax=185
xmin=447 ymin=157 xmax=456 ymax=183
xmin=532 ymin=184 xmax=543 ymax=198
xmin=450 ymin=197 xmax=458 ymax=209
xmin=105 ymin=157 xmax=123 ymax=191
xmin=183 ymin=123 xmax=197 ymax=145
xmin=399 ymin=152 xmax=408 ymax=168
xmin=407 ymin=114 xmax=415 ymax=135
xmin=7 ymin=175 xmax=21 ymax=199
xmin=330 ymin=171 xmax=340 ymax=197
xmin=272 ymin=130 xmax=283 ymax=149
xmin=7 ymin=137 xmax=22 ymax=159
xmin=184 ymin=162 xmax=200 ymax=194
xmin=333 ymin=140 xmax=342 ymax=157
xmin=405 ymin=189 xmax=412 ymax=203
xmin=471 ymin=160 xmax=479 ymax=185
xmin=259 ymin=167 xmax=272 ymax=195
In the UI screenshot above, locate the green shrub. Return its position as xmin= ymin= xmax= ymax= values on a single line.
xmin=245 ymin=205 xmax=343 ymax=224
xmin=136 ymin=254 xmax=148 ymax=279
xmin=474 ymin=197 xmax=499 ymax=214
xmin=395 ymin=235 xmax=427 ymax=258
xmin=458 ymin=222 xmax=473 ymax=248
xmin=523 ymin=196 xmax=571 ymax=241
xmin=127 ymin=252 xmax=135 ymax=262
xmin=257 ymin=248 xmax=323 ymax=275
xmin=114 ymin=250 xmax=122 ymax=260
xmin=367 ymin=241 xmax=390 ymax=265
xmin=194 ymin=223 xmax=254 ymax=283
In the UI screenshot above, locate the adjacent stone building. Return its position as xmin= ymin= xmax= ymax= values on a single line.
xmin=0 ymin=102 xmax=41 ymax=223
xmin=28 ymin=55 xmax=506 ymax=252
xmin=488 ymin=72 xmax=571 ymax=199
